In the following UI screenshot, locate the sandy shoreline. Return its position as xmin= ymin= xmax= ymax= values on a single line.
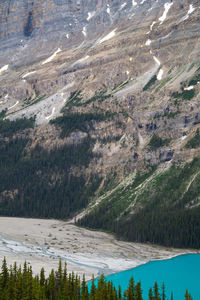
xmin=0 ymin=217 xmax=198 ymax=280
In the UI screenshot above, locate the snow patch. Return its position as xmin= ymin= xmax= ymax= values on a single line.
xmin=153 ymin=56 xmax=161 ymax=66
xmin=5 ymin=94 xmax=8 ymax=99
xmin=132 ymin=0 xmax=137 ymax=6
xmin=130 ymin=57 xmax=133 ymax=62
xmin=82 ymin=26 xmax=87 ymax=37
xmin=45 ymin=107 xmax=55 ymax=120
xmin=66 ymin=33 xmax=69 ymax=39
xmin=150 ymin=21 xmax=156 ymax=31
xmin=184 ymin=86 xmax=194 ymax=91
xmin=141 ymin=0 xmax=147 ymax=4
xmin=157 ymin=69 xmax=164 ymax=80
xmin=0 ymin=65 xmax=9 ymax=75
xmin=159 ymin=2 xmax=173 ymax=24
xmin=120 ymin=2 xmax=127 ymax=10
xmin=145 ymin=39 xmax=151 ymax=46
xmin=42 ymin=48 xmax=61 ymax=65
xmin=8 ymin=101 xmax=19 ymax=110
xmin=87 ymin=11 xmax=95 ymax=21
xmin=75 ymin=56 xmax=90 ymax=65
xmin=126 ymin=71 xmax=130 ymax=75
xmin=22 ymin=71 xmax=36 ymax=79
xmin=99 ymin=29 xmax=117 ymax=44
xmin=107 ymin=7 xmax=110 ymax=14
xmin=181 ymin=4 xmax=195 ymax=21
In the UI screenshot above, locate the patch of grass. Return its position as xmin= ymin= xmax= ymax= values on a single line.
xmin=172 ymin=89 xmax=195 ymax=100
xmin=147 ymin=134 xmax=171 ymax=150
xmin=143 ymin=75 xmax=157 ymax=91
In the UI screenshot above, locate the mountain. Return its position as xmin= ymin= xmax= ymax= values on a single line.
xmin=0 ymin=0 xmax=200 ymax=248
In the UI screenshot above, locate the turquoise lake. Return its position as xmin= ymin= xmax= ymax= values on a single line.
xmin=90 ymin=254 xmax=200 ymax=300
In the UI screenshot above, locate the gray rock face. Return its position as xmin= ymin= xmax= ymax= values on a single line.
xmin=0 ymin=0 xmax=193 ymax=66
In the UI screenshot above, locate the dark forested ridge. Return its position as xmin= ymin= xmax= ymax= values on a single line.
xmin=1 ymin=115 xmax=200 ymax=249
xmin=0 ymin=116 xmax=101 ymax=219
xmin=0 ymin=258 xmax=194 ymax=300
xmin=78 ymin=158 xmax=200 ymax=249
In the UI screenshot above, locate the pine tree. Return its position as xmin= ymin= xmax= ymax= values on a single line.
xmin=127 ymin=276 xmax=135 ymax=300
xmin=135 ymin=281 xmax=142 ymax=300
xmin=161 ymin=283 xmax=166 ymax=300
xmin=1 ymin=257 xmax=9 ymax=288
xmin=118 ymin=285 xmax=122 ymax=300
xmin=153 ymin=282 xmax=161 ymax=300
xmin=90 ymin=275 xmax=96 ymax=300
xmin=184 ymin=289 xmax=193 ymax=300
xmin=148 ymin=288 xmax=154 ymax=300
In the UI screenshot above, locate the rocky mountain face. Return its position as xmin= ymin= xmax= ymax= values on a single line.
xmin=0 ymin=0 xmax=200 ymax=247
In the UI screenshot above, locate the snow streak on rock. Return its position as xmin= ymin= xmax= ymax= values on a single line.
xmin=8 ymin=101 xmax=19 ymax=110
xmin=120 ymin=3 xmax=127 ymax=10
xmin=145 ymin=39 xmax=151 ymax=46
xmin=22 ymin=71 xmax=36 ymax=79
xmin=153 ymin=56 xmax=161 ymax=66
xmin=159 ymin=2 xmax=173 ymax=24
xmin=82 ymin=26 xmax=87 ymax=37
xmin=42 ymin=48 xmax=61 ymax=65
xmin=45 ymin=107 xmax=55 ymax=120
xmin=75 ymin=56 xmax=90 ymax=65
xmin=99 ymin=29 xmax=117 ymax=44
xmin=157 ymin=69 xmax=164 ymax=80
xmin=181 ymin=4 xmax=195 ymax=21
xmin=150 ymin=21 xmax=156 ymax=31
xmin=0 ymin=65 xmax=9 ymax=75
xmin=106 ymin=4 xmax=110 ymax=14
xmin=132 ymin=0 xmax=137 ymax=6
xmin=184 ymin=86 xmax=194 ymax=91
xmin=87 ymin=12 xmax=95 ymax=21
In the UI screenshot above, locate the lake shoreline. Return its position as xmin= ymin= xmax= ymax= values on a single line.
xmin=0 ymin=217 xmax=199 ymax=281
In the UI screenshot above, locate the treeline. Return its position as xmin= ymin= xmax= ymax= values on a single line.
xmin=0 ymin=258 xmax=193 ymax=300
xmin=51 ymin=112 xmax=114 ymax=138
xmin=0 ymin=116 xmax=101 ymax=219
xmin=78 ymin=158 xmax=200 ymax=248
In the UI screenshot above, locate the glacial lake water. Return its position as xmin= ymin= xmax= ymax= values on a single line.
xmin=90 ymin=254 xmax=200 ymax=300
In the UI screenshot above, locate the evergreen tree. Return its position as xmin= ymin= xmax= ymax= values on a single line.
xmin=161 ymin=283 xmax=166 ymax=300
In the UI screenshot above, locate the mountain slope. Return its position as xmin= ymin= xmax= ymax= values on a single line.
xmin=0 ymin=0 xmax=200 ymax=248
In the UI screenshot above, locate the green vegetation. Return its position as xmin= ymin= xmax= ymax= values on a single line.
xmin=25 ymin=94 xmax=46 ymax=106
xmin=147 ymin=135 xmax=171 ymax=150
xmin=172 ymin=89 xmax=195 ymax=101
xmin=98 ymin=135 xmax=122 ymax=144
xmin=0 ymin=117 xmax=34 ymax=137
xmin=0 ymin=258 xmax=193 ymax=300
xmin=66 ymin=89 xmax=110 ymax=108
xmin=188 ymin=67 xmax=200 ymax=86
xmin=51 ymin=112 xmax=114 ymax=138
xmin=0 ymin=117 xmax=101 ymax=219
xmin=143 ymin=75 xmax=157 ymax=91
xmin=78 ymin=157 xmax=200 ymax=248
xmin=185 ymin=129 xmax=200 ymax=149
xmin=112 ymin=80 xmax=129 ymax=93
